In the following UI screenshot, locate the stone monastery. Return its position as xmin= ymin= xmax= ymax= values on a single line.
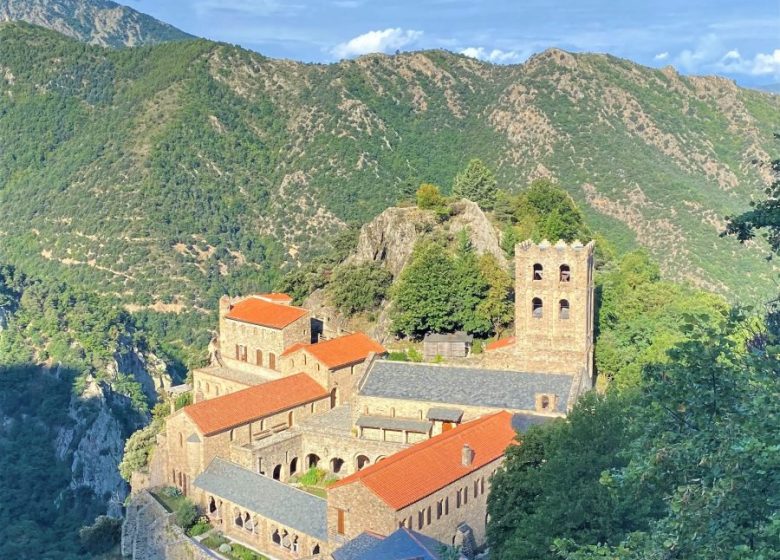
xmin=142 ymin=239 xmax=595 ymax=560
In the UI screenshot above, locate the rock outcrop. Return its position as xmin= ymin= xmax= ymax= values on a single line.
xmin=348 ymin=199 xmax=506 ymax=277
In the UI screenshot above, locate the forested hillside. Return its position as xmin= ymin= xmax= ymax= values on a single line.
xmin=0 ymin=22 xmax=777 ymax=325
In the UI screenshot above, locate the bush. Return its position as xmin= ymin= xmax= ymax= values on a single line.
xmin=387 ymin=351 xmax=409 ymax=361
xmin=416 ymin=183 xmax=444 ymax=209
xmin=298 ymin=467 xmax=326 ymax=486
xmin=79 ymin=515 xmax=122 ymax=554
xmin=174 ymin=498 xmax=198 ymax=529
xmin=187 ymin=519 xmax=211 ymax=537
xmin=327 ymin=263 xmax=392 ymax=316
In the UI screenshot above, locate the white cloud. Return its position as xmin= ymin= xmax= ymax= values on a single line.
xmin=331 ymin=28 xmax=423 ymax=58
xmin=716 ymin=48 xmax=780 ymax=78
xmin=654 ymin=51 xmax=669 ymax=61
xmin=460 ymin=46 xmax=527 ymax=64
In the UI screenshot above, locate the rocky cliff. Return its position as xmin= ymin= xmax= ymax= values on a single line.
xmin=0 ymin=0 xmax=192 ymax=47
xmin=306 ymin=200 xmax=506 ymax=342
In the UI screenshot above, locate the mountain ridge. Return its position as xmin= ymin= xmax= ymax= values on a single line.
xmin=0 ymin=0 xmax=192 ymax=47
xmin=0 ymin=22 xmax=777 ymax=312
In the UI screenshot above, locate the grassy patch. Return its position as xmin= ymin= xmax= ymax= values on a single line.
xmin=202 ymin=533 xmax=270 ymax=560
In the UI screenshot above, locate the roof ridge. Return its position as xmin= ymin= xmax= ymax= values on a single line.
xmin=330 ymin=411 xmax=510 ymax=490
xmin=210 ymin=457 xmax=328 ymax=503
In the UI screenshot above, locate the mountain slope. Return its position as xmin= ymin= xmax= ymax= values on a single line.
xmin=0 ymin=0 xmax=191 ymax=47
xmin=0 ymin=23 xmax=777 ymax=313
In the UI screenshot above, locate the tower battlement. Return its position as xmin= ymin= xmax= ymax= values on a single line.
xmin=513 ymin=239 xmax=595 ymax=388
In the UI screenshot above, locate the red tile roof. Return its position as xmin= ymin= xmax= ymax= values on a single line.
xmin=184 ymin=373 xmax=328 ymax=436
xmin=282 ymin=333 xmax=386 ymax=370
xmin=485 ymin=336 xmax=516 ymax=352
xmin=225 ymin=297 xmax=308 ymax=329
xmin=259 ymin=293 xmax=293 ymax=303
xmin=329 ymin=411 xmax=516 ymax=510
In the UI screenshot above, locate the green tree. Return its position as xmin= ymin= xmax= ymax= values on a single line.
xmin=391 ymin=242 xmax=458 ymax=338
xmin=79 ymin=516 xmax=122 ymax=554
xmin=327 ymin=263 xmax=392 ymax=315
xmin=416 ymin=183 xmax=444 ymax=209
xmin=517 ymin=179 xmax=590 ymax=243
xmin=476 ymin=254 xmax=514 ymax=337
xmin=174 ymin=498 xmax=198 ymax=529
xmin=488 ymin=392 xmax=650 ymax=560
xmin=453 ymin=159 xmax=497 ymax=209
xmin=452 ymin=231 xmax=491 ymax=335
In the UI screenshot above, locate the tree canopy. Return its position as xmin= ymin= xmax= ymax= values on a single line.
xmin=453 ymin=158 xmax=498 ymax=209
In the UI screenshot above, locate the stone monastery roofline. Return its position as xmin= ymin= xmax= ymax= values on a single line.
xmin=359 ymin=360 xmax=575 ymax=413
xmin=330 ymin=411 xmax=516 ymax=510
xmin=225 ymin=296 xmax=308 ymax=329
xmin=194 ymin=457 xmax=328 ymax=540
xmin=183 ymin=373 xmax=328 ymax=436
xmin=282 ymin=332 xmax=386 ymax=369
xmin=515 ymin=238 xmax=596 ymax=252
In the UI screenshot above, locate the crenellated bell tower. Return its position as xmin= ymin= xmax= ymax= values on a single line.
xmin=514 ymin=239 xmax=595 ymax=388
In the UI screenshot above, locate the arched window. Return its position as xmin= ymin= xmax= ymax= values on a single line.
xmin=290 ymin=457 xmax=298 ymax=475
xmin=269 ymin=352 xmax=276 ymax=370
xmin=205 ymin=382 xmax=210 ymax=393
xmin=560 ymin=264 xmax=571 ymax=282
xmin=533 ymin=263 xmax=543 ymax=280
xmin=312 ymin=544 xmax=320 ymax=555
xmin=532 ymin=298 xmax=543 ymax=318
xmin=272 ymin=464 xmax=282 ymax=480
xmin=559 ymin=299 xmax=570 ymax=319
xmin=234 ymin=508 xmax=243 ymax=527
xmin=272 ymin=529 xmax=281 ymax=545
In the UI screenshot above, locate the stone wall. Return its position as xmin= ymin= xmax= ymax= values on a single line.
xmin=191 ymin=368 xmax=254 ymax=403
xmin=514 ymin=240 xmax=595 ymax=386
xmin=218 ymin=305 xmax=311 ymax=374
xmin=282 ymin=350 xmax=370 ymax=407
xmin=327 ymin=457 xmax=502 ymax=549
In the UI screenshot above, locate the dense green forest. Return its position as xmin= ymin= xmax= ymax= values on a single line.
xmin=487 ymin=154 xmax=780 ymax=558
xmin=0 ymin=22 xmax=777 ymax=323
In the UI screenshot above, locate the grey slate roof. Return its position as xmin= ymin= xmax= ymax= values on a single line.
xmin=356 ymin=415 xmax=432 ymax=433
xmin=423 ymin=331 xmax=474 ymax=343
xmin=511 ymin=413 xmax=556 ymax=433
xmin=359 ymin=361 xmax=574 ymax=413
xmin=334 ymin=527 xmax=446 ymax=560
xmin=331 ymin=532 xmax=385 ymax=560
xmin=426 ymin=407 xmax=464 ymax=422
xmin=186 ymin=433 xmax=201 ymax=444
xmin=193 ymin=458 xmax=327 ymax=540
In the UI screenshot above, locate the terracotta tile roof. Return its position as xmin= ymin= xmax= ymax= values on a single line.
xmin=485 ymin=336 xmax=516 ymax=351
xmin=281 ymin=342 xmax=309 ymax=357
xmin=329 ymin=411 xmax=516 ymax=510
xmin=282 ymin=332 xmax=386 ymax=370
xmin=225 ymin=297 xmax=308 ymax=329
xmin=259 ymin=292 xmax=293 ymax=303
xmin=184 ymin=373 xmax=328 ymax=436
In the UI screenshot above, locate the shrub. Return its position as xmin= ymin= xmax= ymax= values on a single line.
xmin=416 ymin=183 xmax=444 ymax=209
xmin=187 ymin=519 xmax=211 ymax=537
xmin=298 ymin=467 xmax=326 ymax=486
xmin=79 ymin=515 xmax=122 ymax=554
xmin=174 ymin=498 xmax=198 ymax=529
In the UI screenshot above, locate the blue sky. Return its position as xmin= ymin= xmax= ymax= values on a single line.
xmin=130 ymin=0 xmax=779 ymax=86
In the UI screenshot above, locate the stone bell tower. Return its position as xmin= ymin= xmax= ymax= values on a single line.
xmin=514 ymin=239 xmax=595 ymax=389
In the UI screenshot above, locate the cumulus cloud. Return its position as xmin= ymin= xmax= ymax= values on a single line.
xmin=331 ymin=28 xmax=423 ymax=58
xmin=716 ymin=48 xmax=780 ymax=78
xmin=654 ymin=51 xmax=669 ymax=61
xmin=194 ymin=0 xmax=301 ymax=17
xmin=460 ymin=46 xmax=526 ymax=64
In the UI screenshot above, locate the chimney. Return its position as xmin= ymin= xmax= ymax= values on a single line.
xmin=461 ymin=444 xmax=475 ymax=467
